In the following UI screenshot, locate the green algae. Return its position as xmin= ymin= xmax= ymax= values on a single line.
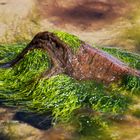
xmin=0 ymin=31 xmax=140 ymax=125
xmin=102 ymin=47 xmax=140 ymax=93
xmin=101 ymin=47 xmax=140 ymax=69
xmin=53 ymin=31 xmax=81 ymax=52
xmin=0 ymin=43 xmax=25 ymax=64
xmin=26 ymin=76 xmax=130 ymax=122
xmin=0 ymin=47 xmax=130 ymax=122
xmin=0 ymin=47 xmax=50 ymax=105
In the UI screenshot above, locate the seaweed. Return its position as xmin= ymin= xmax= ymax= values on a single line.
xmin=102 ymin=47 xmax=140 ymax=93
xmin=0 ymin=31 xmax=139 ymax=126
xmin=53 ymin=30 xmax=81 ymax=52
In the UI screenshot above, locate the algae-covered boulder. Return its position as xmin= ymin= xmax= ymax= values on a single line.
xmin=1 ymin=31 xmax=139 ymax=84
xmin=0 ymin=31 xmax=140 ymax=124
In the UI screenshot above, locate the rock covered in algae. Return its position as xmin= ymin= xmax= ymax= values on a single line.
xmin=0 ymin=31 xmax=139 ymax=85
xmin=0 ymin=31 xmax=140 ymax=124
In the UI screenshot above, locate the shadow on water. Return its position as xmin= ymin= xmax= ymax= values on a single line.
xmin=13 ymin=111 xmax=53 ymax=130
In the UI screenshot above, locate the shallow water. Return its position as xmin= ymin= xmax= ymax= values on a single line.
xmin=44 ymin=113 xmax=140 ymax=140
xmin=42 ymin=97 xmax=140 ymax=140
xmin=1 ymin=99 xmax=140 ymax=140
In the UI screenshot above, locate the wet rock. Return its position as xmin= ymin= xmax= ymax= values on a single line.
xmin=1 ymin=31 xmax=139 ymax=84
